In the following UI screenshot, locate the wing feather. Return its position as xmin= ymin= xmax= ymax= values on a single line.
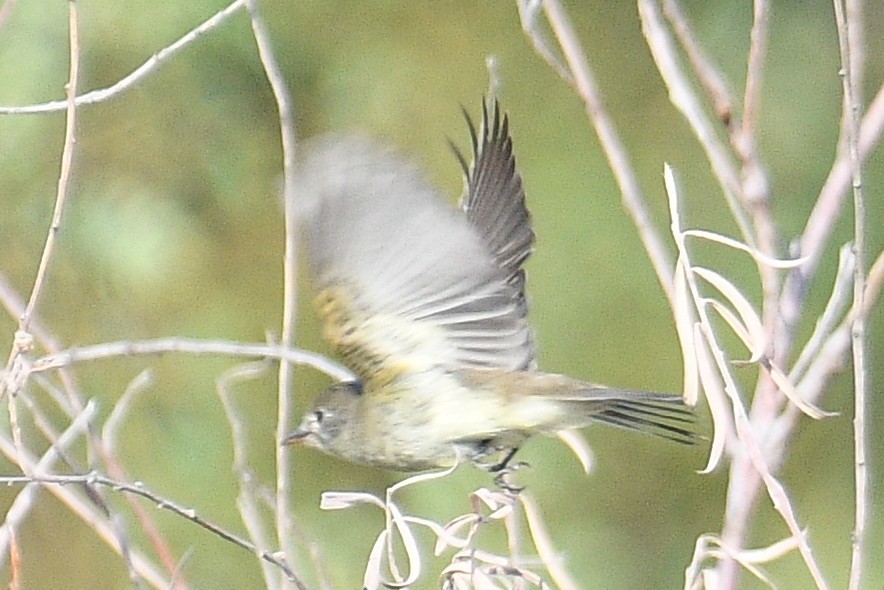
xmin=296 ymin=115 xmax=535 ymax=384
xmin=457 ymin=102 xmax=535 ymax=288
xmin=454 ymin=100 xmax=536 ymax=369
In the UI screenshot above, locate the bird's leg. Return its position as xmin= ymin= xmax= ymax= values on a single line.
xmin=486 ymin=447 xmax=520 ymax=472
xmin=471 ymin=443 xmax=525 ymax=472
xmin=474 ymin=446 xmax=530 ymax=494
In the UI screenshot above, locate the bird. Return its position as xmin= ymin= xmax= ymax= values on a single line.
xmin=283 ymin=100 xmax=694 ymax=474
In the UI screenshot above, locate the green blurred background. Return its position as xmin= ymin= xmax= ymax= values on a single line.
xmin=1 ymin=1 xmax=882 ymax=588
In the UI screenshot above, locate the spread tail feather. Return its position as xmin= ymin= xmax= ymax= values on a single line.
xmin=591 ymin=396 xmax=696 ymax=444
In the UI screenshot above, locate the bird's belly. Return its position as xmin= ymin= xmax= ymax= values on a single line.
xmin=362 ymin=371 xmax=550 ymax=471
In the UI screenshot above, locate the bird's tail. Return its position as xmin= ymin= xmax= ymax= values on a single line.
xmin=582 ymin=391 xmax=696 ymax=444
xmin=456 ymin=368 xmax=697 ymax=444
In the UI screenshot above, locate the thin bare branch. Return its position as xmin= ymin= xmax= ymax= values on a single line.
xmin=1 ymin=0 xmax=80 ymax=404
xmin=832 ymin=0 xmax=870 ymax=587
xmin=741 ymin=0 xmax=769 ymax=145
xmin=240 ymin=2 xmax=301 ymax=586
xmin=638 ymin=0 xmax=753 ymax=248
xmin=0 ymin=471 xmax=307 ymax=589
xmin=790 ymin=244 xmax=855 ymax=383
xmin=737 ymin=0 xmax=780 ymax=353
xmin=0 ymin=418 xmax=173 ymax=588
xmin=0 ymin=401 xmax=96 ymax=560
xmin=0 ymin=0 xmax=247 ymax=115
xmin=515 ymin=0 xmax=573 ymax=85
xmin=0 ymin=277 xmax=185 ymax=584
xmin=661 ymin=0 xmax=734 ymax=126
xmin=102 ymin=369 xmax=154 ymax=453
xmin=29 ymin=337 xmax=353 ymax=381
xmin=534 ymin=0 xmax=675 ymax=302
xmin=780 ymin=82 xmax=884 ymax=329
xmin=218 ymin=361 xmax=281 ymax=589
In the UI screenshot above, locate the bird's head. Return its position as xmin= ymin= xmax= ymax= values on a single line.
xmin=282 ymin=381 xmax=363 ymax=453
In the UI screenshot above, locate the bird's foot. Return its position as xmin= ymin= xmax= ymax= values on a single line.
xmin=472 ymin=445 xmax=531 ymax=494
xmin=490 ymin=456 xmax=530 ymax=495
xmin=493 ymin=467 xmax=528 ymax=495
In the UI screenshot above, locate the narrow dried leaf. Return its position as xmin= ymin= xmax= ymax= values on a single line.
xmin=664 ymin=164 xmax=683 ymax=233
xmin=486 ymin=503 xmax=514 ymax=521
xmin=501 ymin=565 xmax=544 ymax=587
xmin=468 ymin=569 xmax=499 ymax=590
xmin=727 ymin=553 xmax=778 ymax=589
xmin=392 ymin=514 xmax=472 ymax=554
xmin=767 ymin=360 xmax=836 ymax=420
xmin=693 ymin=267 xmax=767 ymax=357
xmin=734 ymin=419 xmax=831 ymax=589
xmin=705 ymin=298 xmax=764 ymax=362
xmin=464 ymin=548 xmax=511 ymax=567
xmin=738 ymin=533 xmax=802 ymax=564
xmin=696 ymin=544 xmax=778 ymax=590
xmin=556 ymin=429 xmax=594 ymax=473
xmin=521 ymin=493 xmax=581 ymax=590
xmin=386 ymin=503 xmax=423 ymax=587
xmin=790 ymin=243 xmax=855 ymax=381
xmin=693 ymin=324 xmax=730 ymax=474
xmin=684 ymin=534 xmax=718 ymax=590
xmin=674 ymin=257 xmax=700 ymax=405
xmin=435 ymin=514 xmax=478 ymax=553
xmin=389 ymin=463 xmax=458 ymax=495
xmin=471 ymin=487 xmax=510 ymax=513
xmin=363 ymin=531 xmax=387 ymax=590
xmin=684 ymin=229 xmax=808 ymax=268
xmin=320 ymin=491 xmax=384 ymax=510
xmin=700 ymin=568 xmax=719 ymax=590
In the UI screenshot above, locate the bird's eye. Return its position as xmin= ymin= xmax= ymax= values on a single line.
xmin=313 ymin=410 xmax=324 ymax=423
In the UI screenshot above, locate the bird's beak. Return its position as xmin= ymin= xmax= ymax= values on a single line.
xmin=281 ymin=428 xmax=310 ymax=446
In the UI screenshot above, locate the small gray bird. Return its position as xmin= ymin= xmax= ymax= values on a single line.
xmin=284 ymin=101 xmax=693 ymax=473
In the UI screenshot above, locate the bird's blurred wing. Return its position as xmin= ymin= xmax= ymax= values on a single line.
xmin=296 ymin=134 xmax=535 ymax=384
xmin=453 ymin=100 xmax=537 ymax=369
